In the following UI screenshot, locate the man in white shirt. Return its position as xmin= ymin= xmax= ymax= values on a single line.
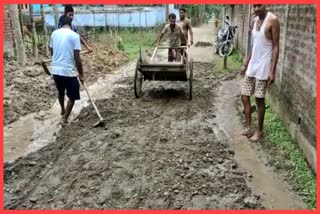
xmin=50 ymin=15 xmax=85 ymax=125
xmin=240 ymin=5 xmax=280 ymax=142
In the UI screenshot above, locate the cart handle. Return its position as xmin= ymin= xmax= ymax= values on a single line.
xmin=151 ymin=47 xmax=158 ymax=61
xmin=151 ymin=46 xmax=190 ymax=62
xmin=187 ymin=46 xmax=189 ymax=56
xmin=156 ymin=46 xmax=188 ymax=49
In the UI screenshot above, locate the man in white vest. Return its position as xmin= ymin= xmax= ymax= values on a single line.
xmin=240 ymin=5 xmax=280 ymax=142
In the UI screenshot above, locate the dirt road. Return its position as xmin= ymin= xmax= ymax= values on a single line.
xmin=4 ymin=21 xmax=305 ymax=209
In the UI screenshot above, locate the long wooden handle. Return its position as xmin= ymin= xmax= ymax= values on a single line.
xmin=42 ymin=50 xmax=90 ymax=63
xmin=81 ymin=82 xmax=104 ymax=121
xmin=151 ymin=47 xmax=158 ymax=61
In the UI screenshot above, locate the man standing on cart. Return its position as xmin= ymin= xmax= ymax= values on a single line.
xmin=157 ymin=13 xmax=187 ymax=62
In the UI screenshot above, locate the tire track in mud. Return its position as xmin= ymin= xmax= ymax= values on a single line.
xmin=4 ymin=62 xmax=264 ymax=209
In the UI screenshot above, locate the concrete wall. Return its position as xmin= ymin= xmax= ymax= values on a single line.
xmin=5 ymin=4 xmax=178 ymax=29
xmin=43 ymin=5 xmax=178 ymax=28
xmin=224 ymin=5 xmax=316 ymax=172
xmin=3 ymin=4 xmax=178 ymax=55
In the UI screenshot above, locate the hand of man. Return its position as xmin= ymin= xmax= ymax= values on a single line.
xmin=240 ymin=65 xmax=247 ymax=77
xmin=79 ymin=74 xmax=85 ymax=84
xmin=87 ymin=46 xmax=93 ymax=53
xmin=172 ymin=49 xmax=177 ymax=59
xmin=190 ymin=40 xmax=194 ymax=46
xmin=267 ymin=73 xmax=275 ymax=86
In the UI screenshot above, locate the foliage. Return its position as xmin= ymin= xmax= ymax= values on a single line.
xmin=182 ymin=5 xmax=223 ymax=18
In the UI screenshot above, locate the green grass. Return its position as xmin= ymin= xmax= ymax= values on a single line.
xmin=212 ymin=50 xmax=243 ymax=77
xmin=85 ymin=29 xmax=158 ymax=61
xmin=118 ymin=30 xmax=157 ymax=61
xmin=250 ymin=99 xmax=316 ymax=209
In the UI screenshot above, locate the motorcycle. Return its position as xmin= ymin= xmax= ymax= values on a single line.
xmin=214 ymin=17 xmax=237 ymax=57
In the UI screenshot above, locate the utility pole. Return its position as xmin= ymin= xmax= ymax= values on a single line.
xmin=165 ymin=4 xmax=169 ymax=23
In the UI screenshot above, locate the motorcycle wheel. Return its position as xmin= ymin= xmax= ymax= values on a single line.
xmin=219 ymin=43 xmax=234 ymax=57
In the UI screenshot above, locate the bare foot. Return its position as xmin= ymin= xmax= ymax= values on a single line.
xmin=249 ymin=131 xmax=262 ymax=142
xmin=240 ymin=128 xmax=253 ymax=137
xmin=60 ymin=118 xmax=69 ymax=127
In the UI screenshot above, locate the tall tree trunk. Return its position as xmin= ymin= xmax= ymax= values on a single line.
xmin=29 ymin=4 xmax=38 ymax=59
xmin=201 ymin=5 xmax=205 ymax=24
xmin=29 ymin=4 xmax=34 ymax=26
xmin=139 ymin=11 xmax=141 ymax=31
xmin=8 ymin=4 xmax=26 ymax=66
xmin=93 ymin=11 xmax=96 ymax=42
xmin=165 ymin=4 xmax=169 ymax=23
xmin=18 ymin=4 xmax=24 ymax=40
xmin=40 ymin=4 xmax=49 ymax=57
xmin=32 ymin=22 xmax=38 ymax=59
xmin=53 ymin=5 xmax=60 ymax=27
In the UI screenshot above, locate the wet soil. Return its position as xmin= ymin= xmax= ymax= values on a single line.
xmin=4 ymin=61 xmax=263 ymax=209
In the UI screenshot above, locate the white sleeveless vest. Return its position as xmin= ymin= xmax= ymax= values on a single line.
xmin=246 ymin=12 xmax=273 ymax=80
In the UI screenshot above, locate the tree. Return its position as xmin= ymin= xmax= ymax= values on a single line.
xmin=40 ymin=4 xmax=49 ymax=57
xmin=182 ymin=5 xmax=223 ymax=23
xmin=211 ymin=5 xmax=223 ymax=19
xmin=29 ymin=4 xmax=38 ymax=59
xmin=53 ymin=4 xmax=60 ymax=27
xmin=165 ymin=4 xmax=169 ymax=22
xmin=8 ymin=4 xmax=26 ymax=66
xmin=18 ymin=4 xmax=24 ymax=40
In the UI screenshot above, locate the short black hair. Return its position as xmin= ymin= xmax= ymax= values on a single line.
xmin=60 ymin=15 xmax=72 ymax=27
xmin=179 ymin=7 xmax=186 ymax=12
xmin=168 ymin=13 xmax=176 ymax=19
xmin=64 ymin=5 xmax=74 ymax=14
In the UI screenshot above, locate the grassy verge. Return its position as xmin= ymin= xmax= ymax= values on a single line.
xmin=250 ymin=99 xmax=316 ymax=209
xmin=85 ymin=28 xmax=158 ymax=61
xmin=212 ymin=50 xmax=243 ymax=77
xmin=118 ymin=30 xmax=157 ymax=61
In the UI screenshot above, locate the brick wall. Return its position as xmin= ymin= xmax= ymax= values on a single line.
xmin=225 ymin=5 xmax=316 ymax=171
xmin=4 ymin=5 xmax=14 ymax=55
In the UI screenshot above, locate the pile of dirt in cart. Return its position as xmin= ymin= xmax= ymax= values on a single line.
xmin=4 ymin=43 xmax=129 ymax=126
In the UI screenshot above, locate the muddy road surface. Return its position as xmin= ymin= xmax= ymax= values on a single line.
xmin=4 ymin=21 xmax=305 ymax=210
xmin=4 ymin=59 xmax=264 ymax=209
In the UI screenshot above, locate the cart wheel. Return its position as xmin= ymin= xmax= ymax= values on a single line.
xmin=134 ymin=60 xmax=143 ymax=98
xmin=189 ymin=58 xmax=193 ymax=100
